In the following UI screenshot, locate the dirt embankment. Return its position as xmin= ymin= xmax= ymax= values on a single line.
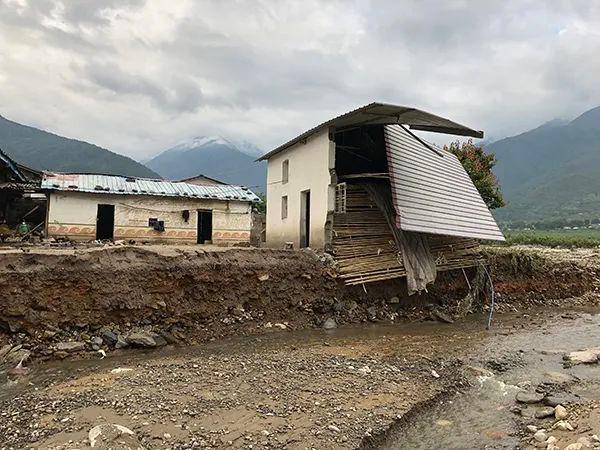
xmin=0 ymin=245 xmax=598 ymax=364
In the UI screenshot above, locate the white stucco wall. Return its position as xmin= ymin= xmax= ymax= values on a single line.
xmin=265 ymin=128 xmax=335 ymax=249
xmin=46 ymin=192 xmax=252 ymax=243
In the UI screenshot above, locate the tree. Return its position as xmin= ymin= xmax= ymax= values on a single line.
xmin=254 ymin=192 xmax=267 ymax=214
xmin=445 ymin=140 xmax=505 ymax=209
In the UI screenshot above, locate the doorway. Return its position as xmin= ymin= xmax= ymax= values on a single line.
xmin=197 ymin=210 xmax=213 ymax=244
xmin=300 ymin=190 xmax=310 ymax=248
xmin=96 ymin=204 xmax=114 ymax=240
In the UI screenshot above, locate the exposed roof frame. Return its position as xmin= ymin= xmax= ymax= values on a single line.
xmin=257 ymin=102 xmax=483 ymax=161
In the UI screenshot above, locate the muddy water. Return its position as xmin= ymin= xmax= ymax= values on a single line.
xmin=378 ymin=309 xmax=600 ymax=449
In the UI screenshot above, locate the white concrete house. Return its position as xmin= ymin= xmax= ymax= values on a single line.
xmin=41 ymin=173 xmax=259 ymax=244
xmin=258 ymin=103 xmax=504 ymax=290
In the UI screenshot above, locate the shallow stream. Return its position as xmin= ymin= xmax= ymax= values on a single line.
xmin=378 ymin=309 xmax=600 ymax=449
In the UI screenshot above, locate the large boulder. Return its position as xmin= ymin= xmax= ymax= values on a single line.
xmin=565 ymin=348 xmax=600 ymax=366
xmin=55 ymin=341 xmax=86 ymax=353
xmin=126 ymin=331 xmax=157 ymax=347
xmin=516 ymin=390 xmax=545 ymax=404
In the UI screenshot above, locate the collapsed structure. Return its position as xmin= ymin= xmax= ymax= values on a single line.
xmin=258 ymin=103 xmax=504 ymax=292
xmin=0 ymin=150 xmax=260 ymax=245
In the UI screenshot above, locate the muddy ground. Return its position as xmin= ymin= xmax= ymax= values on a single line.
xmin=0 ymin=244 xmax=598 ymax=364
xmin=0 ymin=244 xmax=599 ymax=449
xmin=2 ymin=308 xmax=600 ymax=449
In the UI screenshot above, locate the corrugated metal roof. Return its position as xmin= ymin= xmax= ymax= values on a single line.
xmin=41 ymin=173 xmax=260 ymax=202
xmin=384 ymin=124 xmax=505 ymax=241
xmin=258 ymin=102 xmax=483 ymax=161
xmin=0 ymin=148 xmax=28 ymax=183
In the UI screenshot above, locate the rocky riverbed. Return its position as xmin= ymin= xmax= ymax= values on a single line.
xmin=2 ymin=307 xmax=600 ymax=449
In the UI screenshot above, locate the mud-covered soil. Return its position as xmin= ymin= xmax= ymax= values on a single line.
xmin=0 ymin=320 xmax=478 ymax=449
xmin=0 ymin=245 xmax=599 ymax=365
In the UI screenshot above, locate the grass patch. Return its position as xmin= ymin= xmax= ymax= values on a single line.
xmin=498 ymin=229 xmax=600 ymax=248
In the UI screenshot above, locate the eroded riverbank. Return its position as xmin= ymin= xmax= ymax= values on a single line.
xmin=2 ymin=307 xmax=600 ymax=449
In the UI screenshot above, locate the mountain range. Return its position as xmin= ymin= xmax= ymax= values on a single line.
xmin=0 ymin=115 xmax=158 ymax=178
xmin=489 ymin=106 xmax=600 ymax=223
xmin=145 ymin=136 xmax=266 ymax=192
xmin=1 ymin=108 xmax=599 ymax=223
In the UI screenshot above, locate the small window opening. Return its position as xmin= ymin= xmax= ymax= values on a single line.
xmin=282 ymin=159 xmax=289 ymax=184
xmin=335 ymin=183 xmax=347 ymax=213
xmin=281 ymin=195 xmax=288 ymax=219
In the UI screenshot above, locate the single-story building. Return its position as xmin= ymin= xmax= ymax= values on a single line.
xmin=41 ymin=172 xmax=260 ymax=244
xmin=258 ymin=102 xmax=504 ymax=292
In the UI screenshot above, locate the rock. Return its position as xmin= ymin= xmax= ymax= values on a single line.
xmin=274 ymin=323 xmax=287 ymax=330
xmin=432 ymin=310 xmax=454 ymax=324
xmin=564 ymin=444 xmax=583 ymax=450
xmin=91 ymin=336 xmax=103 ymax=346
xmin=110 ymin=367 xmax=133 ymax=374
xmin=535 ymin=407 xmax=555 ymax=419
xmin=553 ymin=420 xmax=574 ymax=431
xmin=591 ymin=435 xmax=600 ymax=443
xmin=126 ymin=331 xmax=157 ymax=347
xmin=533 ymin=430 xmax=547 ymax=442
xmin=258 ymin=274 xmax=269 ymax=281
xmin=555 ymin=404 xmax=568 ymax=420
xmin=150 ymin=333 xmax=167 ymax=347
xmin=55 ymin=341 xmax=86 ymax=353
xmin=0 ymin=343 xmax=12 ymax=359
xmin=159 ymin=331 xmax=179 ymax=345
xmin=366 ymin=306 xmax=378 ymax=321
xmin=115 ymin=335 xmax=129 ymax=349
xmin=43 ymin=329 xmax=56 ymax=338
xmin=526 ymin=425 xmax=538 ymax=433
xmin=544 ymin=394 xmax=577 ymax=407
xmin=542 ymin=371 xmax=578 ymax=384
xmin=357 ymin=365 xmax=372 ymax=375
xmin=547 ymin=436 xmax=559 ymax=450
xmin=4 ymin=349 xmax=30 ymax=365
xmin=565 ymin=348 xmax=600 ymax=365
xmin=88 ymin=423 xmax=139 ymax=448
xmin=388 ymin=296 xmax=400 ymax=304
xmin=322 ymin=318 xmax=337 ymax=330
xmin=516 ymin=390 xmax=545 ymax=404
xmin=465 ymin=365 xmax=494 ymax=378
xmin=577 ymin=437 xmax=592 ymax=448
xmin=435 ymin=419 xmax=452 ymax=427
xmin=101 ymin=330 xmax=118 ymax=346
xmin=328 ymin=425 xmax=340 ymax=433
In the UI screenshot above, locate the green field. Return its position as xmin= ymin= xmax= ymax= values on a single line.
xmin=500 ymin=228 xmax=600 ymax=248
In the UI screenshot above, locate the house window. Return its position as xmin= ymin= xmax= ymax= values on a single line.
xmin=282 ymin=159 xmax=289 ymax=184
xmin=335 ymin=183 xmax=347 ymax=213
xmin=281 ymin=195 xmax=288 ymax=219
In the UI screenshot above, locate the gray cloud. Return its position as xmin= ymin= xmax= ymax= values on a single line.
xmin=0 ymin=0 xmax=599 ymax=158
xmin=80 ymin=62 xmax=203 ymax=113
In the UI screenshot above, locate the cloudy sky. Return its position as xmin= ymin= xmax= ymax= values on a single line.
xmin=1 ymin=0 xmax=600 ymax=160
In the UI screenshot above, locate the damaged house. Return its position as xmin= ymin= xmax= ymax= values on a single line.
xmin=258 ymin=103 xmax=504 ymax=293
xmin=1 ymin=149 xmax=260 ymax=244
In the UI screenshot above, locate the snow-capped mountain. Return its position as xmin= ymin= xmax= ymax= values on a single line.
xmin=145 ymin=135 xmax=266 ymax=192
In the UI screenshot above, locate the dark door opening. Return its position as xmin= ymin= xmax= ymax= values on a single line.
xmin=96 ymin=204 xmax=114 ymax=240
xmin=300 ymin=190 xmax=310 ymax=248
xmin=197 ymin=210 xmax=213 ymax=244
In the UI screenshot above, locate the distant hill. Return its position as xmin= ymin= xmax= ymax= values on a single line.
xmin=146 ymin=136 xmax=267 ymax=193
xmin=489 ymin=106 xmax=600 ymax=224
xmin=0 ymin=115 xmax=159 ymax=178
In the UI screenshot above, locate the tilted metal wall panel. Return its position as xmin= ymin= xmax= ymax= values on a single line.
xmin=384 ymin=124 xmax=505 ymax=241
